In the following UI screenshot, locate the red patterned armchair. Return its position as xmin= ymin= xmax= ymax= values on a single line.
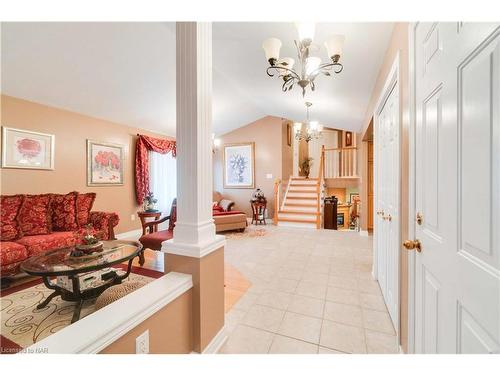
xmin=1 ymin=192 xmax=119 ymax=279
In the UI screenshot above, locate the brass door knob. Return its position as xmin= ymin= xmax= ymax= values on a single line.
xmin=403 ymin=239 xmax=421 ymax=252
xmin=416 ymin=212 xmax=423 ymax=225
xmin=376 ymin=210 xmax=384 ymax=216
xmin=383 ymin=214 xmax=392 ymax=222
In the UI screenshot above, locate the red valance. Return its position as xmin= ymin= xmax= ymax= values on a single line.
xmin=135 ymin=134 xmax=176 ymax=205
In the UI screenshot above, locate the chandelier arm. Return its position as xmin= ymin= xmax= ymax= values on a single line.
xmin=308 ymin=62 xmax=344 ymax=78
xmin=266 ymin=66 xmax=301 ymax=80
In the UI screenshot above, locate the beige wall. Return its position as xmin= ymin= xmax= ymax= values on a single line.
xmin=358 ymin=22 xmax=410 ymax=352
xmin=214 ymin=116 xmax=283 ymax=217
xmin=100 ymin=290 xmax=193 ymax=354
xmin=0 ymin=95 xmax=174 ymax=234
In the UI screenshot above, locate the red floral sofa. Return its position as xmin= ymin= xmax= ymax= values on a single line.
xmin=0 ymin=192 xmax=119 ymax=277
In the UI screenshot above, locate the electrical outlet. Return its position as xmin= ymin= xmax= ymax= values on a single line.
xmin=135 ymin=330 xmax=149 ymax=354
xmin=266 ymin=173 xmax=273 ymax=179
xmin=131 ymin=214 xmax=136 ymax=221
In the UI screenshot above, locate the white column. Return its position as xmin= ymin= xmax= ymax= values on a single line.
xmin=163 ymin=22 xmax=225 ymax=257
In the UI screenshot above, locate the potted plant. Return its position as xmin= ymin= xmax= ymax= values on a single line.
xmin=73 ymin=224 xmax=103 ymax=256
xmin=300 ymin=157 xmax=313 ymax=178
xmin=143 ymin=191 xmax=159 ymax=212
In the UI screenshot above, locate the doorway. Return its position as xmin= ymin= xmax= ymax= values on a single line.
xmin=374 ymin=54 xmax=401 ymax=337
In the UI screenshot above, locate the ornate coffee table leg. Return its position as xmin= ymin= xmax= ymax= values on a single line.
xmin=71 ymin=300 xmax=84 ymax=323
xmin=138 ymin=250 xmax=145 ymax=266
xmin=37 ymin=290 xmax=59 ymax=309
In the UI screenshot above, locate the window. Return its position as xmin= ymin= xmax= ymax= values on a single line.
xmin=148 ymin=151 xmax=176 ymax=229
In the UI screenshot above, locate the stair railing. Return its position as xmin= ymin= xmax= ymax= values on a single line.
xmin=273 ymin=178 xmax=281 ymax=225
xmin=323 ymin=146 xmax=359 ymax=178
xmin=317 ymin=145 xmax=325 ymax=229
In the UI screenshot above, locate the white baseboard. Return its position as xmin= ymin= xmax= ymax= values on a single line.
xmin=201 ymin=325 xmax=227 ymax=354
xmin=359 ymin=230 xmax=369 ymax=237
xmin=115 ymin=229 xmax=142 ymax=240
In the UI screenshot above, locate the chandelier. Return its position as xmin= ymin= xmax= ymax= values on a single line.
xmin=294 ymin=102 xmax=323 ymax=143
xmin=262 ymin=23 xmax=345 ymax=97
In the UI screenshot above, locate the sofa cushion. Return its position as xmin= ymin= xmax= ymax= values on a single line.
xmin=139 ymin=229 xmax=173 ymax=251
xmin=76 ymin=192 xmax=96 ymax=227
xmin=219 ymin=199 xmax=234 ymax=212
xmin=16 ymin=231 xmax=76 ymax=257
xmin=18 ymin=194 xmax=53 ymax=236
xmin=51 ymin=192 xmax=79 ymax=231
xmin=0 ymin=194 xmax=25 ymax=241
xmin=0 ymin=241 xmax=28 ymax=266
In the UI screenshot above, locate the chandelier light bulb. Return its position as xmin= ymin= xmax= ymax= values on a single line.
xmin=325 ymin=34 xmax=345 ymax=60
xmin=305 ymin=57 xmax=321 ymax=76
xmin=309 ymin=121 xmax=319 ymax=131
xmin=213 ymin=138 xmax=221 ymax=147
xmin=262 ymin=37 xmax=282 ymax=64
xmin=295 ymin=22 xmax=316 ymax=43
xmin=293 ymin=122 xmax=302 ymax=134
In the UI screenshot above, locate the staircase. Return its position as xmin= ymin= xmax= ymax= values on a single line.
xmin=277 ymin=177 xmax=321 ymax=229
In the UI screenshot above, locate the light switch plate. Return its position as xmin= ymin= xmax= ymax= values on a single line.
xmin=135 ymin=330 xmax=149 ymax=354
xmin=266 ymin=173 xmax=273 ymax=179
xmin=131 ymin=214 xmax=136 ymax=221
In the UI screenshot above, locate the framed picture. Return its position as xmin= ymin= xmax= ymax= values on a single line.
xmin=286 ymin=123 xmax=292 ymax=146
xmin=223 ymin=142 xmax=255 ymax=189
xmin=345 ymin=131 xmax=353 ymax=147
xmin=87 ymin=140 xmax=124 ymax=186
xmin=1 ymin=127 xmax=55 ymax=170
xmin=349 ymin=193 xmax=360 ymax=203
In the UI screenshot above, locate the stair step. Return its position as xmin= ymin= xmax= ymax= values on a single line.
xmin=278 ymin=217 xmax=317 ymax=224
xmin=291 ymin=177 xmax=318 ymax=180
xmin=279 ymin=210 xmax=319 ymax=215
xmin=286 ymin=196 xmax=317 ymax=200
xmin=287 ymin=189 xmax=319 ymax=194
xmin=289 ymin=183 xmax=319 ymax=187
xmin=284 ymin=203 xmax=317 ymax=207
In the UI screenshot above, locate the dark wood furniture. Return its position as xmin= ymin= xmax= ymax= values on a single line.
xmin=20 ymin=240 xmax=142 ymax=323
xmin=324 ymin=196 xmax=338 ymax=230
xmin=251 ymin=200 xmax=267 ymax=225
xmin=138 ymin=211 xmax=162 ymax=235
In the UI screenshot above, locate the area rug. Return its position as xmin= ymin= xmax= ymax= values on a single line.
xmin=0 ymin=265 xmax=163 ymax=353
xmin=224 ymin=227 xmax=269 ymax=239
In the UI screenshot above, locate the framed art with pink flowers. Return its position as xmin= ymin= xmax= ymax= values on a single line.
xmin=1 ymin=126 xmax=55 ymax=170
xmin=87 ymin=139 xmax=124 ymax=186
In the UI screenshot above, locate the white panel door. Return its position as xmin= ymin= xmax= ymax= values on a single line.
xmin=413 ymin=22 xmax=500 ymax=353
xmin=375 ymin=79 xmax=400 ymax=330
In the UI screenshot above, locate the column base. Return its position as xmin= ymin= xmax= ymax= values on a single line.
xmin=162 ymin=234 xmax=226 ymax=258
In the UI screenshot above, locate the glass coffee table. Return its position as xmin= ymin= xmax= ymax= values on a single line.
xmin=21 ymin=240 xmax=142 ymax=323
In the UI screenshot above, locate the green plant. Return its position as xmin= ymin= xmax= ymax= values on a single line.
xmin=300 ymin=157 xmax=313 ymax=178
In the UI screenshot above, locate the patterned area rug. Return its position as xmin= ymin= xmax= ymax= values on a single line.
xmin=224 ymin=227 xmax=268 ymax=239
xmin=0 ymin=265 xmax=162 ymax=353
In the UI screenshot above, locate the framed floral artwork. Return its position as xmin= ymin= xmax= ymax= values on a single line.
xmin=1 ymin=127 xmax=55 ymax=170
xmin=87 ymin=140 xmax=124 ymax=186
xmin=223 ymin=142 xmax=255 ymax=189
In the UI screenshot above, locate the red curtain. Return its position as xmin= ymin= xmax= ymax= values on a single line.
xmin=135 ymin=134 xmax=176 ymax=205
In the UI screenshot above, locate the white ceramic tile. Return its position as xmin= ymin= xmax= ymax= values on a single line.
xmin=287 ymin=294 xmax=325 ymax=318
xmin=365 ymin=329 xmax=399 ymax=354
xmin=295 ymin=280 xmax=327 ymax=299
xmin=318 ymin=346 xmax=347 ymax=354
xmin=319 ymin=320 xmax=367 ymax=354
xmin=357 ymin=278 xmax=382 ymax=295
xmin=269 ymin=335 xmax=318 ymax=354
xmin=301 ymin=272 xmax=329 ymax=285
xmin=225 ymin=308 xmax=247 ymax=333
xmin=278 ymin=311 xmax=322 ymax=344
xmin=219 ymin=325 xmax=274 ymax=354
xmin=362 ymin=309 xmax=395 ymax=335
xmin=266 ymin=277 xmax=299 ymax=294
xmin=359 ymin=293 xmax=387 ymax=312
xmin=327 ymin=275 xmax=358 ymax=291
xmin=243 ymin=304 xmax=285 ymax=333
xmin=323 ymin=301 xmax=364 ymax=327
xmin=256 ymin=290 xmax=293 ymax=310
xmin=232 ymin=291 xmax=259 ymax=311
xmin=326 ymin=286 xmax=360 ymax=306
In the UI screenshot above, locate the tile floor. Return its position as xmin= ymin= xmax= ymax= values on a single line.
xmin=219 ymin=225 xmax=399 ymax=354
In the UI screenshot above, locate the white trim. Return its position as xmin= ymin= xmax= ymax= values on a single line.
xmin=162 ymin=234 xmax=226 ymax=258
xmin=24 ymin=272 xmax=193 ymax=354
xmin=407 ymin=21 xmax=418 ymax=355
xmin=115 ymin=228 xmax=142 ymax=240
xmin=202 ymin=325 xmax=227 ymax=354
xmin=359 ymin=230 xmax=369 ymax=237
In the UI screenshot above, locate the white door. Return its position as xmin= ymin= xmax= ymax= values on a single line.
xmin=413 ymin=22 xmax=500 ymax=353
xmin=375 ymin=72 xmax=400 ymax=331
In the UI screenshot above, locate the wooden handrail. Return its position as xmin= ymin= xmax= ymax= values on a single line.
xmin=323 ymin=146 xmax=358 ymax=151
xmin=273 ymin=178 xmax=281 ymax=225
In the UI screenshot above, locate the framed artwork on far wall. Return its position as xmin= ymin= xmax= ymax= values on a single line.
xmin=1 ymin=126 xmax=55 ymax=170
xmin=223 ymin=142 xmax=255 ymax=189
xmin=87 ymin=140 xmax=124 ymax=186
xmin=345 ymin=131 xmax=353 ymax=147
xmin=287 ymin=123 xmax=292 ymax=146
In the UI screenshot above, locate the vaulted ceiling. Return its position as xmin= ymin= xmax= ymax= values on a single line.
xmin=1 ymin=22 xmax=393 ymax=136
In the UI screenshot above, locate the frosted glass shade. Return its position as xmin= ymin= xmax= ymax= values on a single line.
xmin=293 ymin=122 xmax=302 ymax=134
xmin=213 ymin=138 xmax=221 ymax=147
xmin=305 ymin=57 xmax=321 ymax=75
xmin=325 ymin=34 xmax=345 ymax=59
xmin=309 ymin=121 xmax=319 ymax=131
xmin=295 ymin=22 xmax=316 ymax=42
xmin=262 ymin=38 xmax=282 ymax=61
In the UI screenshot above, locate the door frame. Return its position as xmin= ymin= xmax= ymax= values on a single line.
xmin=407 ymin=22 xmax=418 ymax=354
xmin=372 ymin=51 xmax=401 ymax=338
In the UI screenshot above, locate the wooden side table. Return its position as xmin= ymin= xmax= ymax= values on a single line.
xmin=251 ymin=200 xmax=267 ymax=225
xmin=138 ymin=211 xmax=162 ymax=235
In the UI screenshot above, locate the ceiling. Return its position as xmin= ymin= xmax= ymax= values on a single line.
xmin=1 ymin=22 xmax=394 ymax=136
